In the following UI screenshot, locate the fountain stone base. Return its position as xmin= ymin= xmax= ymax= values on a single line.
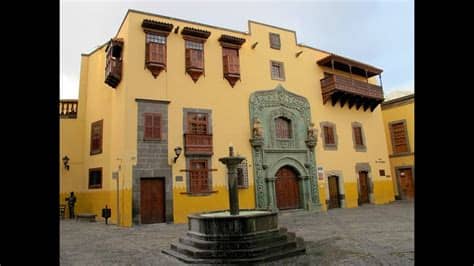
xmin=162 ymin=209 xmax=306 ymax=264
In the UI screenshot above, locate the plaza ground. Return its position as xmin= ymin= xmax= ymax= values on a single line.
xmin=60 ymin=200 xmax=414 ymax=265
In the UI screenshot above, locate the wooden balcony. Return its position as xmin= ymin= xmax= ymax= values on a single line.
xmin=145 ymin=42 xmax=166 ymax=78
xmin=223 ymin=55 xmax=240 ymax=87
xmin=105 ymin=58 xmax=122 ymax=88
xmin=104 ymin=38 xmax=123 ymax=88
xmin=321 ymin=74 xmax=384 ymax=112
xmin=60 ymin=100 xmax=78 ymax=118
xmin=184 ymin=134 xmax=213 ymax=155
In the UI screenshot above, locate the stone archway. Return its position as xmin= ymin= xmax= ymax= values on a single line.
xmin=249 ymin=85 xmax=321 ymax=212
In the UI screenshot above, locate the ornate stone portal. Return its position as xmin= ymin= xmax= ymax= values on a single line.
xmin=249 ymin=84 xmax=321 ymax=211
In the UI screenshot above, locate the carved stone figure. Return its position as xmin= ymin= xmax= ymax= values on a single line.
xmin=253 ymin=118 xmax=264 ymax=138
xmin=307 ymin=122 xmax=317 ymax=140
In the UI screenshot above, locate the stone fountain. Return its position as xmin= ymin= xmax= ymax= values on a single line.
xmin=162 ymin=146 xmax=306 ymax=264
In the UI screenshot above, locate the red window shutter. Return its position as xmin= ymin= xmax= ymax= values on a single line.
xmin=194 ymin=50 xmax=203 ymax=69
xmin=275 ymin=117 xmax=291 ymax=138
xmin=90 ymin=120 xmax=103 ymax=154
xmin=391 ymin=122 xmax=408 ymax=153
xmin=324 ymin=126 xmax=335 ymax=145
xmin=354 ymin=127 xmax=363 ymax=146
xmin=223 ymin=48 xmax=239 ymax=75
xmin=146 ymin=43 xmax=166 ymax=65
xmin=144 ymin=114 xmax=153 ymax=139
xmin=232 ymin=55 xmax=240 ymax=74
xmin=186 ymin=49 xmax=203 ymax=69
xmin=190 ymin=160 xmax=208 ymax=193
xmin=152 ymin=115 xmax=161 ymax=139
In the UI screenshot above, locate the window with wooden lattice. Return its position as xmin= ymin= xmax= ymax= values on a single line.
xmin=187 ymin=112 xmax=208 ymax=135
xmin=144 ymin=113 xmax=161 ymax=140
xmin=145 ymin=33 xmax=167 ymax=78
xmin=90 ymin=120 xmax=103 ymax=155
xmin=189 ymin=159 xmax=209 ymax=193
xmin=390 ymin=121 xmax=409 ymax=154
xmin=275 ymin=117 xmax=292 ymax=139
xmin=185 ymin=40 xmax=205 ymax=82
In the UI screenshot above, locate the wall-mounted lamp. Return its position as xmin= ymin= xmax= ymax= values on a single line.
xmin=251 ymin=42 xmax=259 ymax=49
xmin=174 ymin=26 xmax=180 ymax=34
xmin=173 ymin=147 xmax=182 ymax=163
xmin=296 ymin=51 xmax=303 ymax=57
xmin=62 ymin=156 xmax=70 ymax=171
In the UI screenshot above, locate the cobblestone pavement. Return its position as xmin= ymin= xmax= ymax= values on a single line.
xmin=60 ymin=201 xmax=414 ymax=265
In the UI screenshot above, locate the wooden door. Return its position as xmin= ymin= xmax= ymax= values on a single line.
xmin=398 ymin=168 xmax=414 ymax=200
xmin=140 ymin=178 xmax=165 ymax=224
xmin=328 ymin=176 xmax=340 ymax=209
xmin=358 ymin=171 xmax=370 ymax=204
xmin=275 ymin=166 xmax=300 ymax=210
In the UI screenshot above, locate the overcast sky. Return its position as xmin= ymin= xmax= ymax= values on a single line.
xmin=60 ymin=0 xmax=414 ymax=99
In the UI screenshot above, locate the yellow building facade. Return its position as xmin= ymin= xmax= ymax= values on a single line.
xmin=381 ymin=94 xmax=414 ymax=200
xmin=60 ymin=9 xmax=395 ymax=226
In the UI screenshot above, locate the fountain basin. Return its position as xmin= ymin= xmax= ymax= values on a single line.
xmin=162 ymin=209 xmax=306 ymax=264
xmin=188 ymin=209 xmax=277 ymax=238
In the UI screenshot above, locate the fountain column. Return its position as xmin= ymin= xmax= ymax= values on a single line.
xmin=219 ymin=146 xmax=245 ymax=215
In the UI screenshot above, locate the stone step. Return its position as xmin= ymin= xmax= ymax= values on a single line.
xmin=170 ymin=238 xmax=298 ymax=259
xmin=179 ymin=232 xmax=289 ymax=250
xmin=162 ymin=245 xmax=306 ymax=264
xmin=186 ymin=228 xmax=281 ymax=241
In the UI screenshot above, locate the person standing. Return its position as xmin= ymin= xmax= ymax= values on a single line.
xmin=65 ymin=192 xmax=77 ymax=219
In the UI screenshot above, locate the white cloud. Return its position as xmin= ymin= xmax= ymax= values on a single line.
xmin=386 ymin=79 xmax=414 ymax=94
xmin=384 ymin=79 xmax=414 ymax=100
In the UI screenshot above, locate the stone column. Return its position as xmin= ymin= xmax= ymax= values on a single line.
xmin=298 ymin=175 xmax=311 ymax=210
xmin=265 ymin=177 xmax=278 ymax=212
xmin=219 ymin=147 xmax=245 ymax=215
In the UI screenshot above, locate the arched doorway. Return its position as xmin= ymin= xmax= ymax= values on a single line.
xmin=275 ymin=166 xmax=300 ymax=210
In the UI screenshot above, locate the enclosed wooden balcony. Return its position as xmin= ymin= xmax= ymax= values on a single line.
xmin=145 ymin=42 xmax=166 ymax=78
xmin=223 ymin=55 xmax=240 ymax=87
xmin=321 ymin=74 xmax=384 ymax=111
xmin=184 ymin=134 xmax=213 ymax=155
xmin=60 ymin=100 xmax=78 ymax=118
xmin=317 ymin=54 xmax=384 ymax=112
xmin=185 ymin=49 xmax=204 ymax=83
xmin=104 ymin=38 xmax=124 ymax=88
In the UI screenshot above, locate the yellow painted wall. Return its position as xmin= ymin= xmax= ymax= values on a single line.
xmin=59 ymin=15 xmax=133 ymax=227
xmin=381 ymin=97 xmax=414 ymax=197
xmin=64 ymin=10 xmax=395 ymax=225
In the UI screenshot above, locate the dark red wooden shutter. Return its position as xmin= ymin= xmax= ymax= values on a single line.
xmin=190 ymin=160 xmax=208 ymax=193
xmin=152 ymin=115 xmax=161 ymax=139
xmin=324 ymin=126 xmax=335 ymax=145
xmin=391 ymin=122 xmax=408 ymax=153
xmin=146 ymin=43 xmax=166 ymax=65
xmin=144 ymin=114 xmax=153 ymax=139
xmin=354 ymin=127 xmax=363 ymax=146
xmin=90 ymin=120 xmax=103 ymax=154
xmin=275 ymin=117 xmax=291 ymax=138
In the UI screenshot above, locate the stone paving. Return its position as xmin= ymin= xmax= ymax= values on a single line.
xmin=60 ymin=201 xmax=414 ymax=265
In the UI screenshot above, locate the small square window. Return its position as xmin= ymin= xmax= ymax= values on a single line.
xmin=269 ymin=33 xmax=281 ymax=49
xmin=89 ymin=168 xmax=102 ymax=189
xmin=379 ymin=170 xmax=385 ymax=176
xmin=270 ymin=61 xmax=285 ymax=80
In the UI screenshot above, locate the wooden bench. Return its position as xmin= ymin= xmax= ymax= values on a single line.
xmin=76 ymin=213 xmax=97 ymax=222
